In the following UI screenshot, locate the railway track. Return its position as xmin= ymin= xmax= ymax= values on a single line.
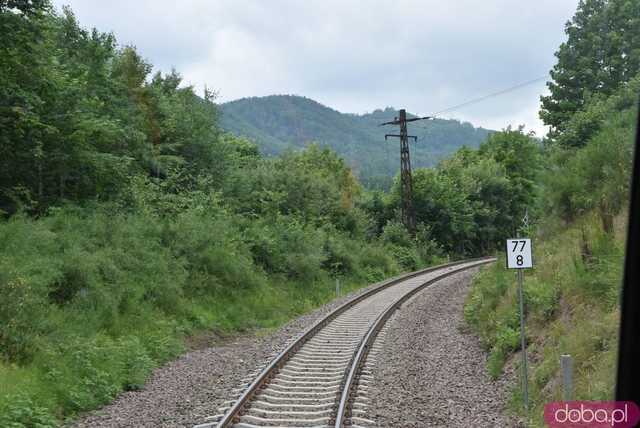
xmin=195 ymin=257 xmax=494 ymax=428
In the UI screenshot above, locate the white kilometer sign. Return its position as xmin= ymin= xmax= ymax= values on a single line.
xmin=506 ymin=238 xmax=533 ymax=269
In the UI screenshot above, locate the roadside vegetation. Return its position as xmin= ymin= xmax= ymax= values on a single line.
xmin=464 ymin=0 xmax=639 ymax=425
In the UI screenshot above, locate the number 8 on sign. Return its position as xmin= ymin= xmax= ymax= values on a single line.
xmin=506 ymin=238 xmax=533 ymax=269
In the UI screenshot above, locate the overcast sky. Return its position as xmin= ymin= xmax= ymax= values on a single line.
xmin=51 ymin=1 xmax=579 ymax=136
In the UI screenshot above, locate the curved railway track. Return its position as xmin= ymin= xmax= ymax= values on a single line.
xmin=195 ymin=257 xmax=494 ymax=428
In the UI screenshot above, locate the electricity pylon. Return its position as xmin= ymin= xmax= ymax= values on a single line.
xmin=380 ymin=109 xmax=432 ymax=235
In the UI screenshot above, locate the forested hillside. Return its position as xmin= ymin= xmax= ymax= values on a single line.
xmin=220 ymin=96 xmax=492 ymax=189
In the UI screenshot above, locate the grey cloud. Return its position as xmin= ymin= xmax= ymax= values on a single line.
xmin=52 ymin=0 xmax=579 ymax=135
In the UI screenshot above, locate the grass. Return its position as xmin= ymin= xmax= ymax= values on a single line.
xmin=464 ymin=210 xmax=625 ymax=427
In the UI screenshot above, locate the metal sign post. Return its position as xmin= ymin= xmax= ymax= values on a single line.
xmin=506 ymin=238 xmax=533 ymax=412
xmin=517 ymin=267 xmax=529 ymax=411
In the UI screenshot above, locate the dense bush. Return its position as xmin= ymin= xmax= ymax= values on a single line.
xmin=383 ymin=127 xmax=540 ymax=256
xmin=542 ymin=82 xmax=637 ymax=229
xmin=0 ymin=186 xmax=415 ymax=424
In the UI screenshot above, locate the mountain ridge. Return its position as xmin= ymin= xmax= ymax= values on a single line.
xmin=219 ymin=94 xmax=493 ymax=188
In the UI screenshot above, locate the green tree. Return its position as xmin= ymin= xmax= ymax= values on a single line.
xmin=540 ymin=0 xmax=640 ymax=142
xmin=478 ymin=127 xmax=540 ymax=229
xmin=440 ymin=150 xmax=512 ymax=253
xmin=0 ymin=4 xmax=226 ymax=213
xmin=0 ymin=0 xmax=53 ymax=212
xmin=0 ymin=0 xmax=48 ymax=15
xmin=401 ymin=168 xmax=475 ymax=254
xmin=388 ymin=128 xmax=540 ymax=255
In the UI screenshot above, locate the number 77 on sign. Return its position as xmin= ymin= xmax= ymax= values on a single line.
xmin=506 ymin=238 xmax=533 ymax=269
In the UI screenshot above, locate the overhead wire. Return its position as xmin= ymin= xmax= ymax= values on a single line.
xmin=430 ymin=75 xmax=548 ymax=117
xmin=410 ymin=74 xmax=550 ymax=141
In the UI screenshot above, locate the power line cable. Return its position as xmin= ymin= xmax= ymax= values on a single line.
xmin=410 ymin=74 xmax=550 ymax=141
xmin=428 ymin=75 xmax=549 ymax=118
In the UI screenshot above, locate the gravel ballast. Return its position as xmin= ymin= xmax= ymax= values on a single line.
xmin=368 ymin=267 xmax=516 ymax=427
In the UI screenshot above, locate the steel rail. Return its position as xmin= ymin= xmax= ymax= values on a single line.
xmin=216 ymin=257 xmax=494 ymax=427
xmin=333 ymin=257 xmax=495 ymax=427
